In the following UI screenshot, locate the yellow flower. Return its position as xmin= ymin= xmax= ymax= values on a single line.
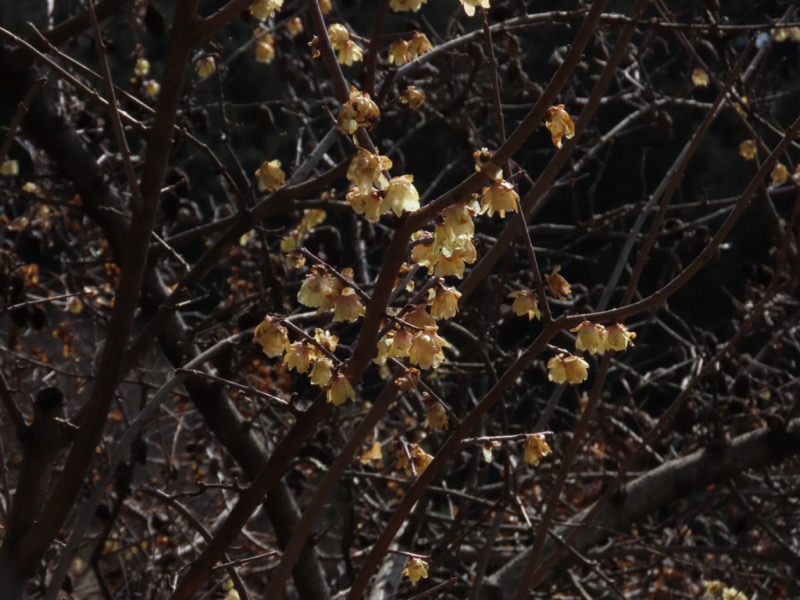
xmin=326 ymin=372 xmax=356 ymax=406
xmin=437 ymin=203 xmax=476 ymax=243
xmin=337 ymin=39 xmax=364 ymax=65
xmin=0 ymin=160 xmax=19 ymax=177
xmin=399 ymin=85 xmax=425 ymax=110
xmin=410 ymin=232 xmax=436 ymax=268
xmin=283 ymin=342 xmax=313 ymax=373
xmin=144 ymin=80 xmax=160 ymax=97
xmin=253 ymin=316 xmax=289 ymax=358
xmin=347 ymin=147 xmax=392 ymax=194
xmin=771 ymin=162 xmax=789 ymax=186
xmin=313 ymin=328 xmax=339 ymax=353
xmin=395 ymin=367 xmax=420 ymax=391
xmin=409 ymin=443 xmax=433 ymax=474
xmin=480 ymin=180 xmax=520 ymax=218
xmin=388 ymin=39 xmax=410 ymax=65
xmin=473 ymin=147 xmax=503 ymax=181
xmin=570 ymin=321 xmax=607 ymax=356
xmin=327 ymin=24 xmax=349 ymax=50
xmin=738 ymin=140 xmax=757 ymax=161
xmin=691 ymin=68 xmax=709 ymax=87
xmin=407 ymin=31 xmax=433 ymax=59
xmin=309 ymin=357 xmax=334 ymax=387
xmin=460 ymin=0 xmax=490 ymax=17
xmin=319 ymin=0 xmax=332 ymax=14
xmin=332 ymin=287 xmax=365 ymax=322
xmin=547 ymin=353 xmax=589 ymax=385
xmin=404 ymin=304 xmax=436 ymax=329
xmin=544 ymin=266 xmax=571 ymax=300
xmin=255 ymin=159 xmax=286 ymax=192
xmin=255 ymin=35 xmax=276 ymax=63
xmin=390 ymin=0 xmax=427 ymax=12
xmin=384 ymin=175 xmax=420 ymax=217
xmin=286 ymin=17 xmax=303 ymax=37
xmin=375 ymin=327 xmax=414 ymax=364
xmin=338 ymin=87 xmax=381 ymax=135
xmin=250 ymin=0 xmax=283 ymax=21
xmin=429 ymin=285 xmax=461 ymax=320
xmin=408 ymin=326 xmax=449 ymax=370
xmin=134 ymin=58 xmax=150 ymax=77
xmin=423 ymin=402 xmax=448 ymax=430
xmin=522 ymin=433 xmax=552 ymax=467
xmin=432 ymin=237 xmax=477 ymax=279
xmin=195 ymin=56 xmax=216 ymax=78
xmin=402 ymin=557 xmax=429 ymax=583
xmin=508 ymin=289 xmax=540 ymax=320
xmin=545 ymin=104 xmax=575 ymax=149
xmin=298 ymin=267 xmax=343 ymax=312
xmin=604 ymin=323 xmax=636 ymax=352
xmin=346 ymin=186 xmax=385 ymax=222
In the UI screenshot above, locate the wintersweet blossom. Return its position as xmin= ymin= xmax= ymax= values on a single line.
xmin=604 ymin=323 xmax=636 ymax=352
xmin=327 ymin=24 xmax=350 ymax=50
xmin=507 ymin=289 xmax=541 ymax=320
xmin=473 ymin=147 xmax=503 ymax=181
xmin=346 ymin=187 xmax=385 ymax=222
xmin=460 ymin=0 xmax=490 ymax=17
xmin=771 ymin=162 xmax=789 ymax=186
xmin=253 ymin=316 xmax=289 ymax=358
xmin=255 ymin=34 xmax=276 ymax=63
xmin=545 ymin=266 xmax=571 ymax=300
xmin=255 ymin=159 xmax=286 ymax=192
xmin=297 ymin=267 xmax=343 ymax=311
xmin=347 ymin=147 xmax=392 ymax=193
xmin=402 ymin=558 xmax=429 ymax=583
xmin=404 ymin=304 xmax=437 ymax=329
xmin=283 ymin=342 xmax=313 ymax=373
xmin=338 ymin=87 xmax=380 ymax=135
xmin=337 ymin=40 xmax=364 ymax=65
xmin=432 ymin=237 xmax=477 ymax=279
xmin=523 ymin=434 xmax=552 ymax=467
xmin=424 ymin=402 xmax=448 ymax=430
xmin=388 ymin=39 xmax=410 ymax=65
xmin=384 ymin=175 xmax=420 ymax=217
xmin=408 ymin=326 xmax=449 ymax=370
xmin=309 ymin=357 xmax=334 ymax=387
xmin=480 ymin=180 xmax=520 ymax=218
xmin=691 ymin=68 xmax=709 ymax=87
xmin=390 ymin=0 xmax=427 ymax=12
xmin=571 ymin=321 xmax=607 ymax=355
xmin=195 ymin=56 xmax=216 ymax=78
xmin=250 ymin=0 xmax=283 ymax=21
xmin=332 ymin=287 xmax=365 ymax=322
xmin=429 ymin=285 xmax=461 ymax=320
xmin=545 ymin=104 xmax=575 ymax=148
xmin=738 ymin=140 xmax=757 ymax=161
xmin=437 ymin=203 xmax=476 ymax=242
xmin=286 ymin=17 xmax=303 ymax=37
xmin=326 ymin=372 xmax=356 ymax=406
xmin=407 ymin=31 xmax=433 ymax=59
xmin=547 ymin=353 xmax=589 ymax=385
xmin=399 ymin=86 xmax=425 ymax=110
xmin=134 ymin=58 xmax=150 ymax=76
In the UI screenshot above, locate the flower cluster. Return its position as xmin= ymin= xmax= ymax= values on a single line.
xmin=546 ymin=323 xmax=636 ymax=384
xmin=297 ymin=266 xmax=365 ymax=322
xmin=255 ymin=32 xmax=275 ymax=63
xmin=327 ymin=23 xmax=364 ymax=65
xmin=410 ymin=202 xmax=479 ymax=279
xmin=344 ymin=149 xmax=421 ymax=223
xmin=375 ymin=305 xmax=451 ymax=371
xmin=547 ymin=353 xmax=589 ymax=385
xmin=253 ymin=317 xmax=355 ymax=405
